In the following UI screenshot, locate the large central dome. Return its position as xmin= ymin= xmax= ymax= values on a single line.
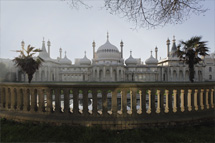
xmin=96 ymin=35 xmax=121 ymax=59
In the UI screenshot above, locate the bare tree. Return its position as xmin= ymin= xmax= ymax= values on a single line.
xmin=64 ymin=0 xmax=207 ymax=28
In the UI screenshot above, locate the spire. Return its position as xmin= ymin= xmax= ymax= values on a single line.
xmin=130 ymin=50 xmax=132 ymax=56
xmin=107 ymin=32 xmax=109 ymax=41
xmin=155 ymin=46 xmax=158 ymax=60
xmin=150 ymin=50 xmax=153 ymax=56
xmin=65 ymin=51 xmax=67 ymax=57
xmin=41 ymin=37 xmax=47 ymax=52
xmin=120 ymin=40 xmax=123 ymax=58
xmin=21 ymin=40 xmax=25 ymax=49
xmin=167 ymin=38 xmax=170 ymax=57
xmin=173 ymin=35 xmax=176 ymax=43
xmin=170 ymin=35 xmax=177 ymax=57
xmin=47 ymin=40 xmax=51 ymax=57
xmin=92 ymin=41 xmax=95 ymax=59
xmin=59 ymin=48 xmax=62 ymax=59
xmin=84 ymin=51 xmax=86 ymax=56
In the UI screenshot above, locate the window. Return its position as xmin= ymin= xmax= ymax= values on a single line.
xmin=209 ymin=67 xmax=212 ymax=72
xmin=209 ymin=75 xmax=212 ymax=80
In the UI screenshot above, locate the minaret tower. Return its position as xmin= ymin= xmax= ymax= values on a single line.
xmin=120 ymin=40 xmax=123 ymax=58
xmin=92 ymin=41 xmax=95 ymax=59
xmin=47 ymin=40 xmax=51 ymax=57
xmin=155 ymin=46 xmax=158 ymax=60
xmin=21 ymin=40 xmax=25 ymax=49
xmin=167 ymin=38 xmax=170 ymax=57
xmin=59 ymin=48 xmax=62 ymax=59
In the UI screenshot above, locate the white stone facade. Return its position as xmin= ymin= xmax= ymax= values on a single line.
xmin=1 ymin=34 xmax=215 ymax=82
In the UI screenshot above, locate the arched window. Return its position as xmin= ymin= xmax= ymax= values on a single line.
xmin=209 ymin=75 xmax=212 ymax=80
xmin=209 ymin=67 xmax=212 ymax=72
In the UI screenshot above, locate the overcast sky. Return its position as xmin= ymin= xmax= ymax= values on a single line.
xmin=0 ymin=0 xmax=214 ymax=63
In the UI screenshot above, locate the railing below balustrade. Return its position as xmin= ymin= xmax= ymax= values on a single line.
xmin=0 ymin=82 xmax=214 ymax=129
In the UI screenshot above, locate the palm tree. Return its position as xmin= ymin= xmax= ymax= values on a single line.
xmin=13 ymin=45 xmax=44 ymax=83
xmin=176 ymin=36 xmax=209 ymax=82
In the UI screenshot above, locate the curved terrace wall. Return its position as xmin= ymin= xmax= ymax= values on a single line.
xmin=0 ymin=82 xmax=214 ymax=130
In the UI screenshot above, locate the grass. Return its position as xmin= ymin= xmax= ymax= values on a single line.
xmin=1 ymin=118 xmax=215 ymax=143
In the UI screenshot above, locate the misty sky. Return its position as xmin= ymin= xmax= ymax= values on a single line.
xmin=0 ymin=0 xmax=215 ymax=63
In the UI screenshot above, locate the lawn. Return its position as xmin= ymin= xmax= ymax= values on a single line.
xmin=1 ymin=118 xmax=214 ymax=143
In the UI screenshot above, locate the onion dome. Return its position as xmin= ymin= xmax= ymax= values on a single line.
xmin=80 ymin=51 xmax=91 ymax=65
xmin=125 ymin=51 xmax=138 ymax=66
xmin=145 ymin=51 xmax=158 ymax=65
xmin=96 ymin=33 xmax=121 ymax=59
xmin=59 ymin=51 xmax=71 ymax=65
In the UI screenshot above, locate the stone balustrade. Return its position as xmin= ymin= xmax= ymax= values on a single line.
xmin=0 ymin=82 xmax=214 ymax=130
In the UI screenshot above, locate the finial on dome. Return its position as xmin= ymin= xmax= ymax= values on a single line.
xmin=107 ymin=32 xmax=109 ymax=41
xmin=151 ymin=50 xmax=153 ymax=56
xmin=92 ymin=41 xmax=95 ymax=47
xmin=84 ymin=51 xmax=86 ymax=56
xmin=173 ymin=35 xmax=176 ymax=43
xmin=167 ymin=38 xmax=170 ymax=45
xmin=130 ymin=50 xmax=132 ymax=56
xmin=43 ymin=37 xmax=45 ymax=42
xmin=120 ymin=40 xmax=123 ymax=47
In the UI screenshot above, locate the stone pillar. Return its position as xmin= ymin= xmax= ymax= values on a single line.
xmin=173 ymin=90 xmax=177 ymax=113
xmin=180 ymin=89 xmax=185 ymax=112
xmin=147 ymin=90 xmax=152 ymax=114
xmin=73 ymin=89 xmax=79 ymax=115
xmin=92 ymin=89 xmax=98 ymax=116
xmin=121 ymin=89 xmax=127 ymax=115
xmin=206 ymin=89 xmax=209 ymax=109
xmin=187 ymin=89 xmax=192 ymax=111
xmin=164 ymin=90 xmax=169 ymax=113
xmin=131 ymin=89 xmax=137 ymax=115
xmin=102 ymin=90 xmax=108 ymax=116
xmin=112 ymin=90 xmax=117 ymax=116
xmin=38 ymin=89 xmax=44 ymax=112
xmin=200 ymin=89 xmax=204 ymax=110
xmin=11 ymin=88 xmax=16 ymax=110
xmin=211 ymin=89 xmax=214 ymax=108
xmin=83 ymin=89 xmax=89 ymax=115
xmin=54 ymin=88 xmax=61 ymax=113
xmin=156 ymin=90 xmax=161 ymax=113
xmin=30 ymin=88 xmax=36 ymax=112
xmin=46 ymin=88 xmax=53 ymax=112
xmin=194 ymin=89 xmax=198 ymax=111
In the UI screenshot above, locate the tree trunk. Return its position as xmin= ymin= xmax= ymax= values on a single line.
xmin=28 ymin=74 xmax=33 ymax=83
xmin=189 ymin=63 xmax=194 ymax=83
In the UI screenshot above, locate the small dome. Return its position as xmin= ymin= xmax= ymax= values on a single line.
xmin=145 ymin=51 xmax=158 ymax=65
xmin=80 ymin=52 xmax=91 ymax=65
xmin=125 ymin=51 xmax=137 ymax=66
xmin=59 ymin=52 xmax=71 ymax=65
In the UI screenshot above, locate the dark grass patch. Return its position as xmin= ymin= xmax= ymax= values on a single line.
xmin=1 ymin=118 xmax=215 ymax=143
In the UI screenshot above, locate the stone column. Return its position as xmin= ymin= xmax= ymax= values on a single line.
xmin=46 ymin=88 xmax=53 ymax=113
xmin=181 ymin=89 xmax=185 ymax=112
xmin=147 ymin=90 xmax=152 ymax=114
xmin=102 ymin=90 xmax=108 ymax=116
xmin=211 ymin=89 xmax=214 ymax=108
xmin=112 ymin=90 xmax=117 ymax=116
xmin=30 ymin=88 xmax=36 ymax=112
xmin=173 ymin=90 xmax=177 ymax=113
xmin=92 ymin=89 xmax=98 ymax=116
xmin=156 ymin=90 xmax=161 ymax=113
xmin=164 ymin=90 xmax=169 ymax=113
xmin=38 ymin=89 xmax=44 ymax=112
xmin=73 ymin=89 xmax=79 ymax=115
xmin=131 ymin=89 xmax=137 ymax=115
xmin=121 ymin=89 xmax=127 ymax=115
xmin=83 ymin=89 xmax=89 ymax=115
xmin=200 ymin=89 xmax=204 ymax=110
xmin=206 ymin=89 xmax=209 ymax=109
xmin=187 ymin=89 xmax=192 ymax=111
xmin=194 ymin=89 xmax=198 ymax=111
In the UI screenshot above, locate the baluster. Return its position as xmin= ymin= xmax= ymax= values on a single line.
xmin=141 ymin=89 xmax=146 ymax=114
xmin=92 ymin=89 xmax=98 ymax=116
xmin=72 ymin=89 xmax=79 ymax=115
xmin=200 ymin=89 xmax=204 ymax=110
xmin=156 ymin=90 xmax=161 ymax=114
xmin=147 ymin=90 xmax=152 ymax=114
xmin=194 ymin=89 xmax=198 ymax=111
xmin=168 ymin=89 xmax=173 ymax=113
xmin=112 ymin=90 xmax=117 ymax=116
xmin=206 ymin=89 xmax=209 ymax=109
xmin=30 ymin=88 xmax=36 ymax=112
xmin=23 ymin=88 xmax=30 ymax=111
xmin=83 ymin=89 xmax=89 ymax=115
xmin=211 ymin=89 xmax=214 ymax=108
xmin=131 ymin=88 xmax=137 ymax=115
xmin=164 ymin=90 xmax=169 ymax=113
xmin=187 ymin=89 xmax=192 ymax=111
xmin=46 ymin=88 xmax=53 ymax=113
xmin=17 ymin=88 xmax=22 ymax=111
xmin=38 ymin=89 xmax=44 ymax=112
xmin=180 ymin=90 xmax=185 ymax=112
xmin=102 ymin=90 xmax=108 ymax=116
xmin=11 ymin=88 xmax=16 ymax=110
xmin=121 ymin=89 xmax=127 ymax=116
xmin=173 ymin=90 xmax=177 ymax=113
xmin=54 ymin=88 xmax=61 ymax=113
xmin=160 ymin=89 xmax=164 ymax=114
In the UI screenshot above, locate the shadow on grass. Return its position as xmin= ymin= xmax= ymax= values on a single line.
xmin=1 ymin=118 xmax=215 ymax=143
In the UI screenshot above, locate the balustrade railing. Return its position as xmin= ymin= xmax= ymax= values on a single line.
xmin=0 ymin=82 xmax=214 ymax=129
